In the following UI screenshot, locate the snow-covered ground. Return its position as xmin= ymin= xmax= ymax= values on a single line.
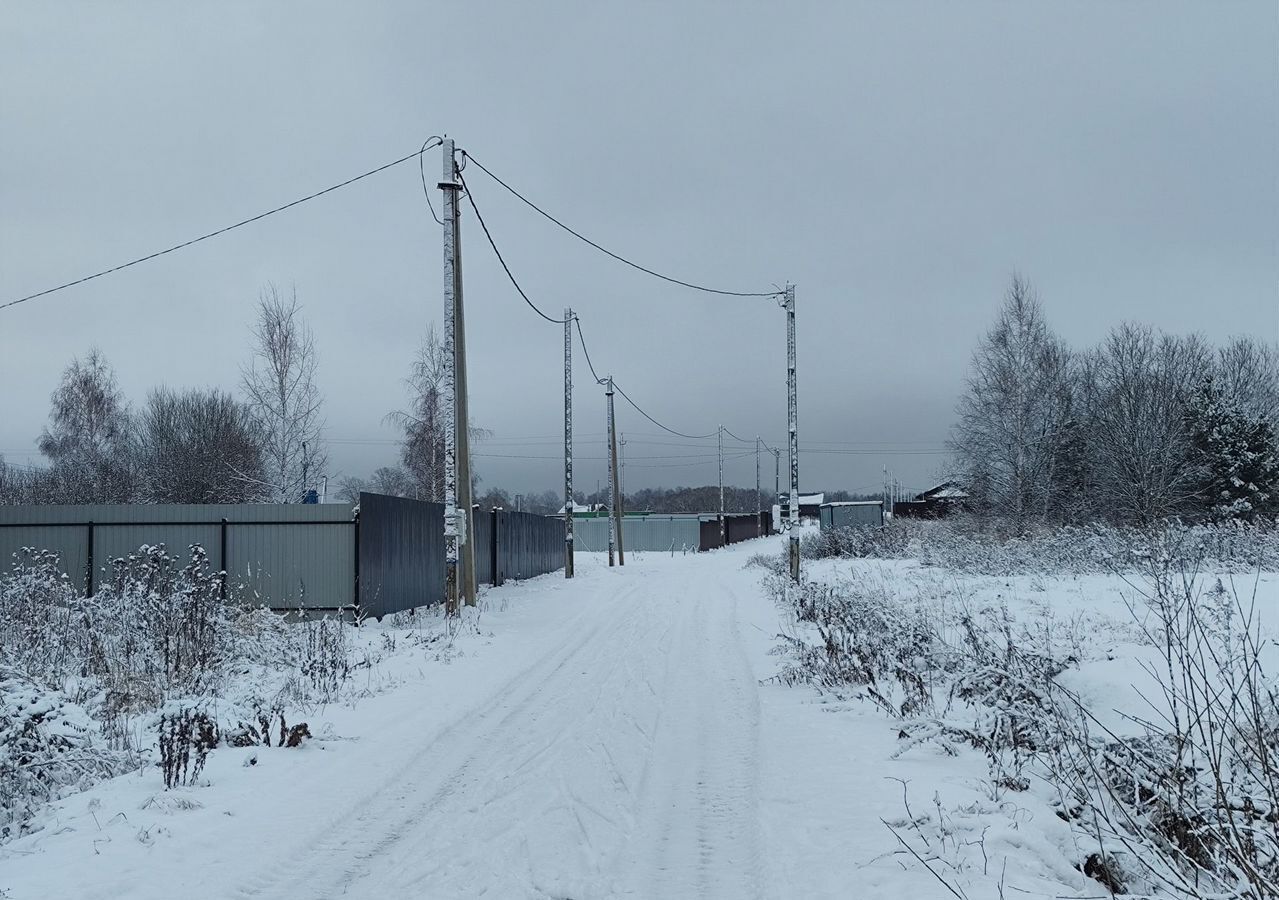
xmin=2 ymin=535 xmax=1274 ymax=898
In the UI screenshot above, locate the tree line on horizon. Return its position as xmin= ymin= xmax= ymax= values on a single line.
xmin=949 ymin=275 xmax=1278 ymax=531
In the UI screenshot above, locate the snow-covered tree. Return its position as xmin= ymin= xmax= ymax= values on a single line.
xmin=386 ymin=328 xmax=448 ymax=502
xmin=1185 ymin=376 xmax=1279 ymax=521
xmin=36 ymin=349 xmax=137 ymax=502
xmin=241 ymin=285 xmax=327 ymax=503
xmin=137 ymin=387 xmax=267 ymax=504
xmin=1084 ymin=325 xmax=1210 ymax=523
xmin=950 ymin=276 xmax=1076 ymax=531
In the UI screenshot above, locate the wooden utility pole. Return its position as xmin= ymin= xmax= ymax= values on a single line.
xmin=784 ymin=284 xmax=801 ymax=581
xmin=563 ymin=308 xmax=574 ymax=578
xmin=440 ymin=138 xmax=462 ymax=615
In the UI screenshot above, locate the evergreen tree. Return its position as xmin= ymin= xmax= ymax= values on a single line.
xmin=1185 ymin=377 xmax=1279 ymax=521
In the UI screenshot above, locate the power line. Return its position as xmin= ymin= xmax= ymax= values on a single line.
xmin=2 ymin=138 xmax=444 ymax=312
xmin=721 ymin=427 xmax=757 ymax=445
xmin=574 ymin=317 xmax=606 ymax=386
xmin=458 ymin=173 xmax=569 ymax=325
xmin=418 ymin=138 xmax=444 ymax=226
xmin=460 ymin=152 xmax=783 ymax=299
xmin=611 ymin=381 xmax=720 ymax=441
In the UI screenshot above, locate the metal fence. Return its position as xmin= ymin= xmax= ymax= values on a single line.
xmin=819 ymin=501 xmax=884 ymax=529
xmin=572 ymin=515 xmax=703 ymax=553
xmin=572 ymin=512 xmax=771 ymax=553
xmin=0 ymin=493 xmax=565 ymax=620
xmin=0 ymin=502 xmax=356 ymax=611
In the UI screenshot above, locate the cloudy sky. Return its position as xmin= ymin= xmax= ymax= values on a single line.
xmin=2 ymin=2 xmax=1275 ymax=499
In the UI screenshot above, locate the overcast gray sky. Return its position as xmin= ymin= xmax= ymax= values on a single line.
xmin=2 ymin=2 xmax=1276 ymax=499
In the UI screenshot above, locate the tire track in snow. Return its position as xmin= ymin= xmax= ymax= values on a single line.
xmin=230 ymin=578 xmax=653 ymax=900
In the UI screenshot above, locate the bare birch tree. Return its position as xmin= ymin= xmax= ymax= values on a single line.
xmin=241 ymin=285 xmax=327 ymax=503
xmin=950 ymin=276 xmax=1075 ymax=531
xmin=1084 ymin=324 xmax=1211 ymax=523
xmin=386 ymin=327 xmax=448 ymax=501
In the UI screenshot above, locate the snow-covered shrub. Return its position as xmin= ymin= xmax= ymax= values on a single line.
xmin=300 ymin=616 xmax=352 ymax=703
xmin=0 ymin=672 xmax=131 ymax=841
xmin=769 ymin=529 xmax=1279 ymax=895
xmin=1039 ymin=568 xmax=1279 ymax=897
xmin=0 ymin=542 xmax=359 ymax=842
xmin=804 ymin=516 xmax=1279 ymax=575
xmin=770 ymin=573 xmax=951 ymax=717
xmin=158 ymin=706 xmax=217 ymax=789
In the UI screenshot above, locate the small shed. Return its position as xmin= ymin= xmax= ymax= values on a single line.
xmin=819 ymin=500 xmax=884 ymax=529
xmin=779 ymin=493 xmax=824 ymax=523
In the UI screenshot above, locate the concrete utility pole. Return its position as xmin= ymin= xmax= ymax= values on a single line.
xmin=773 ymin=447 xmax=780 ymax=509
xmin=605 ymin=376 xmax=623 ymax=566
xmin=440 ymin=137 xmax=462 ymax=615
xmin=718 ymin=425 xmax=726 ymax=547
xmin=784 ymin=284 xmax=801 ymax=581
xmin=617 ymin=433 xmax=626 ymax=561
xmin=755 ymin=436 xmax=761 ymax=534
xmin=563 ymin=308 xmax=574 ymax=579
xmin=453 ymin=156 xmax=477 ymax=608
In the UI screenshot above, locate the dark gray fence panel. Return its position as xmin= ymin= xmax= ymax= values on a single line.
xmin=494 ymin=510 xmax=561 ymax=583
xmin=821 ymin=502 xmax=884 ymax=529
xmin=473 ymin=509 xmax=494 ymax=587
xmin=357 ymin=492 xmax=444 ymax=619
xmin=725 ymin=514 xmax=762 ymax=545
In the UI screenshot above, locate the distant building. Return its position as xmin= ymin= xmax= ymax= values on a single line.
xmin=778 ymin=492 xmax=824 ymax=523
xmin=820 ymin=500 xmax=884 ymax=529
xmin=892 ymin=482 xmax=969 ymax=519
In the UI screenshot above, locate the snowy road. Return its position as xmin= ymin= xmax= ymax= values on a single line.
xmin=234 ymin=556 xmax=767 ymax=899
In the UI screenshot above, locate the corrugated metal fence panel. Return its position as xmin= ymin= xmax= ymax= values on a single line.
xmin=725 ymin=514 xmax=762 ymax=545
xmin=0 ymin=503 xmax=358 ymax=610
xmin=0 ymin=503 xmax=355 ymax=525
xmin=358 ymin=493 xmax=444 ymax=619
xmin=494 ymin=510 xmax=562 ymax=582
xmin=0 ymin=524 xmax=89 ymax=591
xmin=821 ymin=502 xmax=884 ymax=529
xmin=472 ymin=510 xmax=494 ymax=587
xmin=230 ymin=523 xmax=353 ymax=611
xmin=572 ymin=515 xmax=702 ymax=553
xmin=95 ymin=524 xmax=222 ymax=581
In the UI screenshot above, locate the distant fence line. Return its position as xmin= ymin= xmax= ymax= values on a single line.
xmin=0 ymin=493 xmax=564 ymax=619
xmin=572 ymin=512 xmax=772 ymax=553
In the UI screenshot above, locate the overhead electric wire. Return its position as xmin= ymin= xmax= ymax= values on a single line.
xmin=573 ymin=317 xmax=606 ymax=385
xmin=611 ymin=381 xmax=720 ymax=441
xmin=458 ymin=173 xmax=569 ymax=325
xmin=461 ymin=152 xmax=783 ymax=299
xmin=2 ymin=138 xmax=444 ymax=312
xmin=721 ymin=427 xmax=758 ymax=445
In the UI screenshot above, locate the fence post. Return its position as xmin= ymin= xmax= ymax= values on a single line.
xmin=219 ymin=517 xmax=228 ymax=600
xmin=85 ymin=520 xmax=95 ymax=596
xmin=352 ymin=510 xmax=361 ymax=614
xmin=491 ymin=508 xmax=501 ymax=587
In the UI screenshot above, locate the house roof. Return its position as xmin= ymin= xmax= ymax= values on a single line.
xmin=823 ymin=500 xmax=883 ymax=507
xmin=918 ymin=482 xmax=969 ymax=500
